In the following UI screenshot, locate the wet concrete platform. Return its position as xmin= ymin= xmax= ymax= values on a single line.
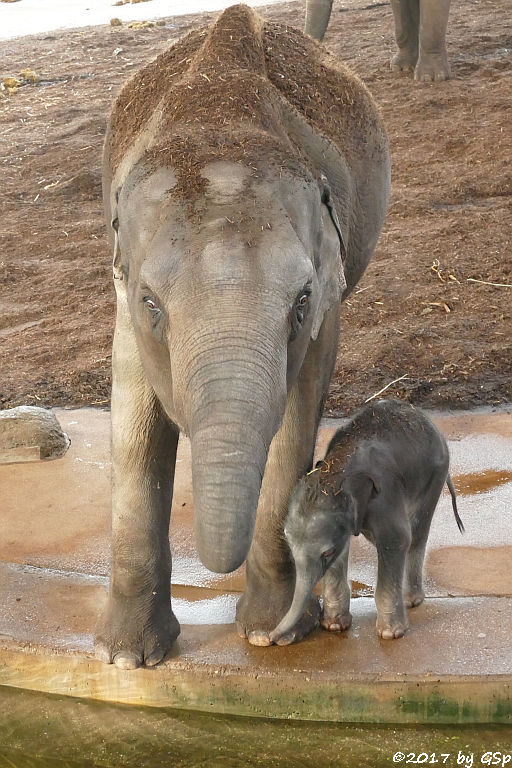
xmin=0 ymin=407 xmax=511 ymax=723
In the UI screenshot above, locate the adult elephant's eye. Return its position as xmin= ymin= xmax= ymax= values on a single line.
xmin=290 ymin=286 xmax=312 ymax=340
xmin=296 ymin=292 xmax=309 ymax=322
xmin=143 ymin=296 xmax=161 ymax=318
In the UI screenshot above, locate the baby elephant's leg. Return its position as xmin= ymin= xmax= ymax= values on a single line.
xmin=405 ymin=469 xmax=446 ymax=607
xmin=370 ymin=494 xmax=412 ymax=639
xmin=321 ymin=540 xmax=352 ymax=631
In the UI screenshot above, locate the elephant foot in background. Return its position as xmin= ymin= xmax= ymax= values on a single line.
xmin=95 ymin=594 xmax=180 ymax=669
xmin=414 ymin=51 xmax=451 ymax=82
xmin=390 ymin=47 xmax=418 ymax=73
xmin=391 ymin=48 xmax=450 ymax=82
xmin=236 ymin=582 xmax=321 ymax=647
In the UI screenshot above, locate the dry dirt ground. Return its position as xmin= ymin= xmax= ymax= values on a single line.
xmin=1 ymin=0 xmax=511 ymax=414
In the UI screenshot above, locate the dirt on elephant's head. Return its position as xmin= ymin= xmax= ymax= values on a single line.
xmin=108 ymin=3 xmax=382 ymax=205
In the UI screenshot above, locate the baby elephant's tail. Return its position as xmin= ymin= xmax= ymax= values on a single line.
xmin=447 ymin=474 xmax=464 ymax=533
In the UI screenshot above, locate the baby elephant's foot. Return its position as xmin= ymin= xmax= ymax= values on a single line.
xmin=404 ymin=589 xmax=425 ymax=609
xmin=376 ymin=618 xmax=409 ymax=640
xmin=321 ymin=609 xmax=352 ymax=632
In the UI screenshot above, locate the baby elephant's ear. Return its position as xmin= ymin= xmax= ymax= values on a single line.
xmin=335 ymin=484 xmax=360 ymax=536
xmin=349 ymin=493 xmax=360 ymax=536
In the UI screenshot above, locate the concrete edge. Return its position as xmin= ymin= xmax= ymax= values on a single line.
xmin=1 ymin=642 xmax=510 ymax=724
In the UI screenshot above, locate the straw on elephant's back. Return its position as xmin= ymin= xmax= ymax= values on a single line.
xmin=107 ymin=4 xmax=385 ymax=203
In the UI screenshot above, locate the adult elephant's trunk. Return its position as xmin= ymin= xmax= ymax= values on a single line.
xmin=304 ymin=0 xmax=333 ymax=42
xmin=183 ymin=320 xmax=288 ymax=574
xmin=190 ymin=418 xmax=271 ymax=572
xmin=269 ymin=561 xmax=321 ymax=642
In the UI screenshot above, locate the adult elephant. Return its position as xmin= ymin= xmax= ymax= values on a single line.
xmin=95 ymin=3 xmax=390 ymax=668
xmin=305 ymin=0 xmax=451 ymax=82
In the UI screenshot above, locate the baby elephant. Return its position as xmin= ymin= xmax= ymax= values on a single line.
xmin=270 ymin=399 xmax=463 ymax=645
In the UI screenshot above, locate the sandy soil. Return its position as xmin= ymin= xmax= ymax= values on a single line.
xmin=1 ymin=0 xmax=511 ymax=414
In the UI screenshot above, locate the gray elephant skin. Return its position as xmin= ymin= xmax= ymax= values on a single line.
xmin=270 ymin=400 xmax=463 ymax=645
xmin=95 ymin=4 xmax=390 ymax=668
xmin=305 ymin=0 xmax=451 ymax=82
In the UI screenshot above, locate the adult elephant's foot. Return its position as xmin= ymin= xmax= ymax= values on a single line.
xmin=414 ymin=52 xmax=451 ymax=82
xmin=236 ymin=585 xmax=320 ymax=647
xmin=390 ymin=47 xmax=418 ymax=73
xmin=95 ymin=594 xmax=180 ymax=669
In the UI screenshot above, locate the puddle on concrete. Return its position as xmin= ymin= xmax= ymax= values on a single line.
xmin=351 ymin=580 xmax=373 ymax=597
xmin=452 ymin=469 xmax=512 ymax=496
xmin=1 ymin=687 xmax=511 ymax=768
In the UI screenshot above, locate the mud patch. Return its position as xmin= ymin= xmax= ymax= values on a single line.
xmin=452 ymin=469 xmax=512 ymax=496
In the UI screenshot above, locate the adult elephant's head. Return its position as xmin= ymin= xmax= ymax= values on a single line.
xmin=110 ymin=158 xmax=346 ymax=573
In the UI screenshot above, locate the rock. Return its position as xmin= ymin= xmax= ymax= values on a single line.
xmin=110 ymin=18 xmax=122 ymax=26
xmin=0 ymin=406 xmax=70 ymax=463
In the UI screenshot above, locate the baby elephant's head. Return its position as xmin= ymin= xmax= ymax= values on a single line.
xmin=285 ymin=474 xmax=357 ymax=579
xmin=269 ymin=474 xmax=357 ymax=644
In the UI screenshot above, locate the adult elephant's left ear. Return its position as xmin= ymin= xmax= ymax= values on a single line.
xmin=311 ymin=182 xmax=347 ymax=340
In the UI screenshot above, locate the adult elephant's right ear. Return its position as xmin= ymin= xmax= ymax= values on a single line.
xmin=310 ymin=182 xmax=347 ymax=340
xmin=278 ymin=100 xmax=350 ymax=338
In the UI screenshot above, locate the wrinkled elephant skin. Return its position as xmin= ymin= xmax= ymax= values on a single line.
xmin=305 ymin=0 xmax=451 ymax=82
xmin=95 ymin=4 xmax=390 ymax=668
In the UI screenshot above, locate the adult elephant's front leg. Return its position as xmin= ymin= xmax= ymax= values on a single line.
xmin=95 ymin=295 xmax=180 ymax=669
xmin=236 ymin=308 xmax=339 ymax=646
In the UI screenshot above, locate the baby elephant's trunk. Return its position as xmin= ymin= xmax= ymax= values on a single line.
xmin=269 ymin=564 xmax=321 ymax=643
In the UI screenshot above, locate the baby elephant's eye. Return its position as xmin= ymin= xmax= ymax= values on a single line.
xmin=322 ymin=547 xmax=336 ymax=562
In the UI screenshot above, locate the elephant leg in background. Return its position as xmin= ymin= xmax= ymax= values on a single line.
xmin=321 ymin=539 xmax=352 ymax=632
xmin=95 ymin=290 xmax=180 ymax=670
xmin=390 ymin=0 xmax=451 ymax=82
xmin=304 ymin=0 xmax=333 ymax=42
xmin=236 ymin=307 xmax=340 ymax=646
xmin=416 ymin=0 xmax=451 ymax=82
xmin=390 ymin=0 xmax=420 ymax=73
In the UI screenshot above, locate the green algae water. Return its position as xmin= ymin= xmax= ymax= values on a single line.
xmin=1 ymin=688 xmax=511 ymax=768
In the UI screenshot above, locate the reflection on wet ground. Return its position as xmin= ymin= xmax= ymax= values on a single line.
xmin=1 ymin=687 xmax=511 ymax=768
xmin=452 ymin=469 xmax=512 ymax=496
